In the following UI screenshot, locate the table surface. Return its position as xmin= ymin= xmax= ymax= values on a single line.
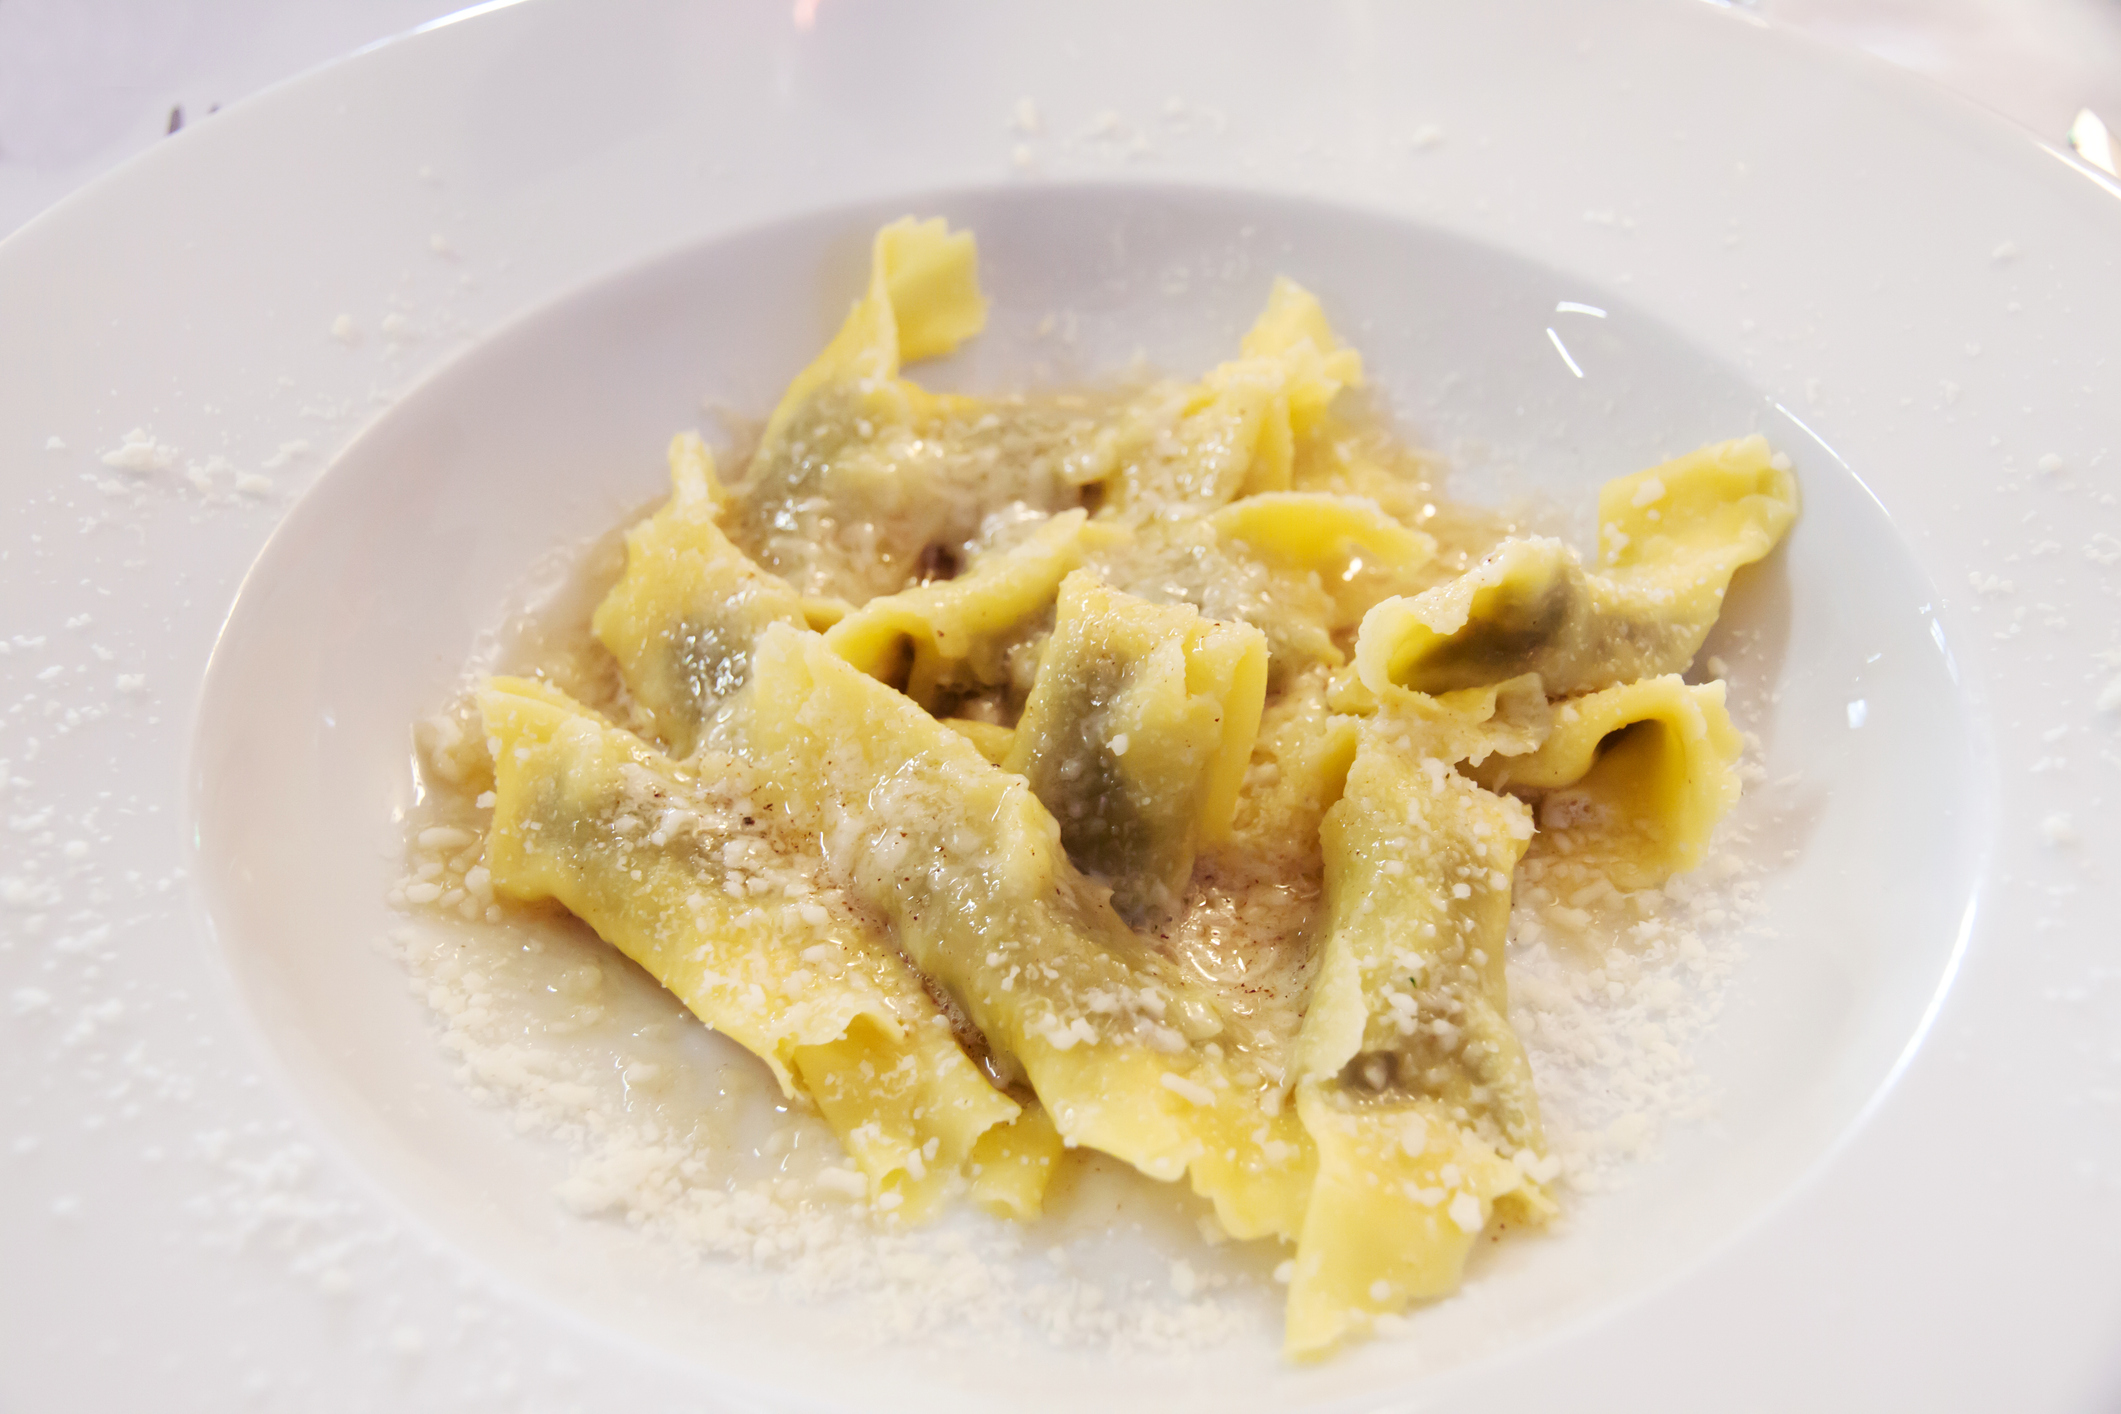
xmin=4 ymin=0 xmax=2121 ymax=240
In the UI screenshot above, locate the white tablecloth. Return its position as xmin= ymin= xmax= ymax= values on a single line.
xmin=5 ymin=0 xmax=2120 ymax=239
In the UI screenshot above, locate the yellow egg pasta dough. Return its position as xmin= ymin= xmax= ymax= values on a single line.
xmin=413 ymin=216 xmax=1796 ymax=1359
xmin=1355 ymin=437 xmax=1796 ymax=699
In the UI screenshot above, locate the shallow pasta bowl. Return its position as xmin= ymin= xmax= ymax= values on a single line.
xmin=2 ymin=2 xmax=2118 ymax=1410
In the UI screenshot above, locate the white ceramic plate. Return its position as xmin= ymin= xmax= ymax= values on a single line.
xmin=4 ymin=3 xmax=2118 ymax=1410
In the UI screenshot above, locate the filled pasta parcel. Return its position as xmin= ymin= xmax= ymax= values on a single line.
xmin=400 ymin=215 xmax=1795 ymax=1359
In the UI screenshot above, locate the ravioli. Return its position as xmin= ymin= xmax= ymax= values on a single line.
xmin=1287 ymin=732 xmax=1552 ymax=1356
xmin=1210 ymin=491 xmax=1437 ymax=631
xmin=1356 ymin=436 xmax=1797 ymax=697
xmin=823 ymin=509 xmax=1109 ymax=711
xmin=1004 ymin=572 xmax=1269 ymax=924
xmin=1469 ymin=674 xmax=1744 ymax=890
xmin=422 ymin=217 xmax=1795 ymax=1361
xmin=592 ymin=434 xmax=808 ymax=756
xmin=1099 ymin=277 xmax=1365 ymax=513
xmin=477 ymin=676 xmax=1031 ymax=1220
xmin=741 ymin=625 xmax=1316 ymax=1243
